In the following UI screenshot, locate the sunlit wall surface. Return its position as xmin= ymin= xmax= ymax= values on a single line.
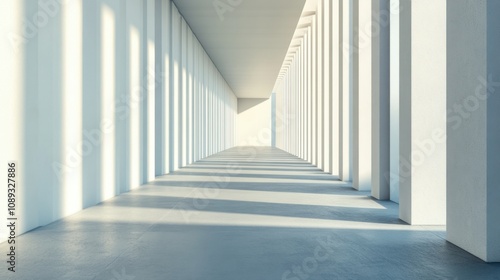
xmin=0 ymin=0 xmax=237 ymax=243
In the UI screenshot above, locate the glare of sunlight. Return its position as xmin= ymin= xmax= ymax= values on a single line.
xmin=62 ymin=0 xmax=83 ymax=215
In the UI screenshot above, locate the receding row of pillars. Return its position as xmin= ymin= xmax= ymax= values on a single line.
xmin=155 ymin=1 xmax=238 ymax=175
xmin=276 ymin=0 xmax=500 ymax=262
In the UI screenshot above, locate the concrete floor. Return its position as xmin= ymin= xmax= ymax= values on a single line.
xmin=1 ymin=147 xmax=499 ymax=280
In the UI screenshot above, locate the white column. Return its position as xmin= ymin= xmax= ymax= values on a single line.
xmin=61 ymin=0 xmax=84 ymax=208
xmin=302 ymin=40 xmax=307 ymax=158
xmin=82 ymin=0 xmax=101 ymax=206
xmin=205 ymin=55 xmax=209 ymax=157
xmin=296 ymin=40 xmax=300 ymax=156
xmin=302 ymin=36 xmax=307 ymax=160
xmin=215 ymin=74 xmax=218 ymax=152
xmin=399 ymin=0 xmax=446 ymax=225
xmin=126 ymin=0 xmax=143 ymax=190
xmin=284 ymin=76 xmax=288 ymax=151
xmin=296 ymin=53 xmax=300 ymax=155
xmin=181 ymin=19 xmax=188 ymax=167
xmin=308 ymin=28 xmax=313 ymax=163
xmin=371 ymin=0 xmax=390 ymax=200
xmin=322 ymin=0 xmax=332 ymax=174
xmin=297 ymin=46 xmax=302 ymax=156
xmin=171 ymin=5 xmax=181 ymax=171
xmin=209 ymin=63 xmax=213 ymax=155
xmin=294 ymin=58 xmax=298 ymax=156
xmin=389 ymin=0 xmax=400 ymax=202
xmin=292 ymin=57 xmax=295 ymax=154
xmin=290 ymin=67 xmax=293 ymax=153
xmin=146 ymin=0 xmax=156 ymax=182
xmin=306 ymin=30 xmax=312 ymax=163
xmin=278 ymin=83 xmax=283 ymax=150
xmin=329 ymin=0 xmax=340 ymax=176
xmin=301 ymin=39 xmax=306 ymax=159
xmin=193 ymin=40 xmax=199 ymax=162
xmin=340 ymin=0 xmax=352 ymax=182
xmin=202 ymin=51 xmax=207 ymax=158
xmin=206 ymin=61 xmax=211 ymax=155
xmin=38 ymin=0 xmax=61 ymax=223
xmin=311 ymin=18 xmax=318 ymax=166
xmin=187 ymin=28 xmax=193 ymax=164
xmin=352 ymin=0 xmax=372 ymax=191
xmin=0 ymin=0 xmax=36 ymax=238
xmin=317 ymin=0 xmax=324 ymax=169
xmin=447 ymin=0 xmax=500 ymax=262
xmin=155 ymin=0 xmax=170 ymax=175
xmin=116 ymin=0 xmax=128 ymax=193
xmin=199 ymin=47 xmax=203 ymax=158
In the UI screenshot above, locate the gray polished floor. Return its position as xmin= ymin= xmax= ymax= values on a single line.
xmin=1 ymin=147 xmax=499 ymax=280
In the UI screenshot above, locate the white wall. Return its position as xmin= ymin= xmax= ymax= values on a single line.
xmin=0 ymin=0 xmax=237 ymax=243
xmin=237 ymin=98 xmax=272 ymax=146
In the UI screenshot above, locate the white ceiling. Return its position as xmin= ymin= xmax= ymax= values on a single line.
xmin=172 ymin=0 xmax=306 ymax=98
